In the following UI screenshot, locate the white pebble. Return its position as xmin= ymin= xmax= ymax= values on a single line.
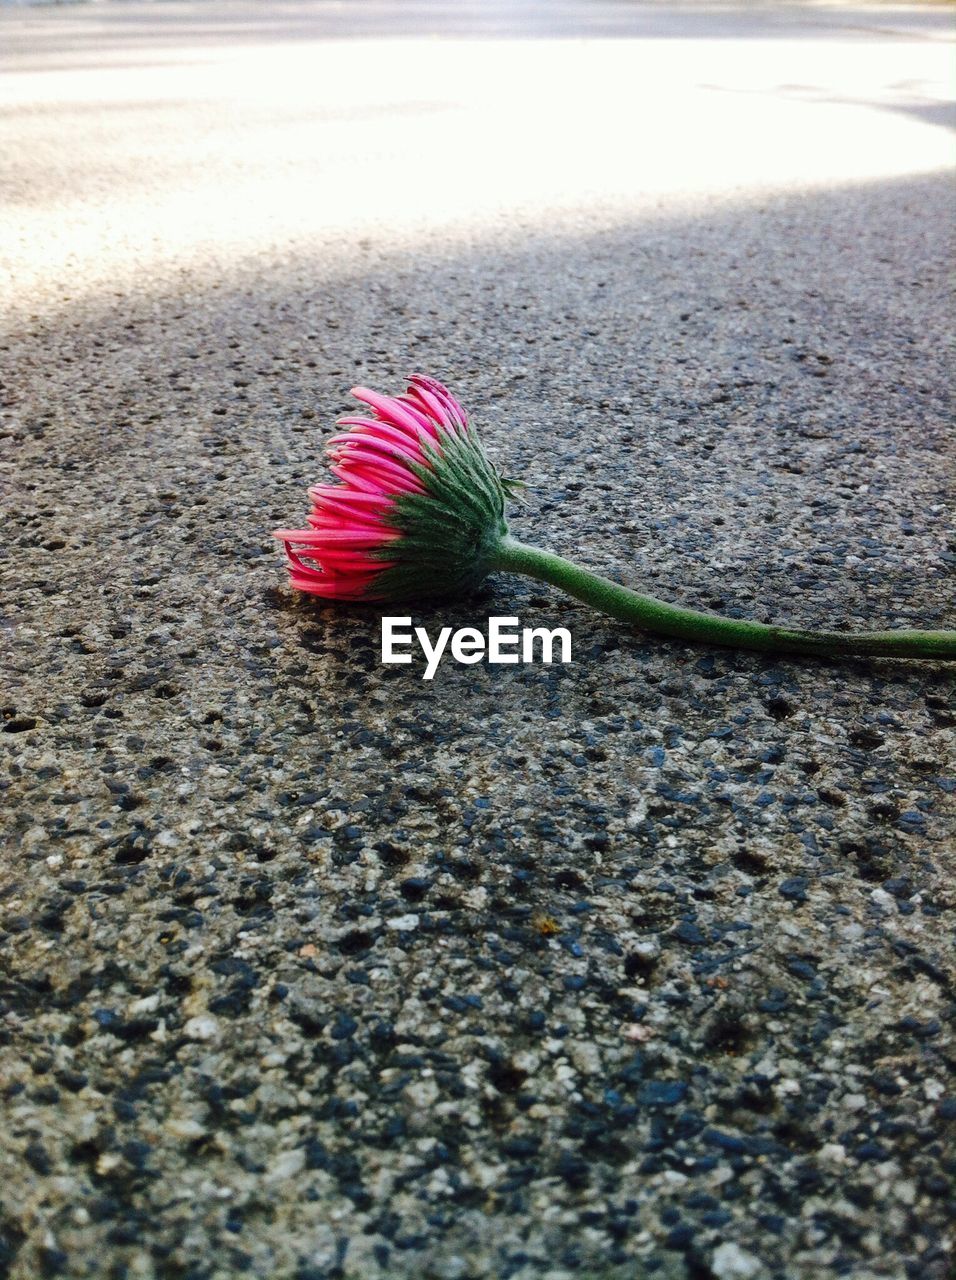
xmin=712 ymin=1242 xmax=764 ymax=1279
xmin=266 ymin=1148 xmax=306 ymax=1182
xmin=166 ymin=1118 xmax=207 ymax=1140
xmin=385 ymin=913 xmax=419 ymax=931
xmin=183 ymin=1014 xmax=219 ymax=1041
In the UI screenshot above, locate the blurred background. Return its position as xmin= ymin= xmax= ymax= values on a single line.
xmin=2 ymin=0 xmax=954 ymax=325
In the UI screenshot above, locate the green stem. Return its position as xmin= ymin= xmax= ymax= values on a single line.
xmin=491 ymin=537 xmax=956 ymax=661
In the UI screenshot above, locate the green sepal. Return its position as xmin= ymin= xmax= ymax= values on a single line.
xmin=370 ymin=427 xmax=512 ymax=601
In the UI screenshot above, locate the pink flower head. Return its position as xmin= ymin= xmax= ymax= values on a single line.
xmin=274 ymin=375 xmax=512 ymax=601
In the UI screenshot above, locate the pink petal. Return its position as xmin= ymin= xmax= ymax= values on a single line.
xmin=331 ymin=454 xmax=427 ymax=494
xmin=307 ymin=486 xmax=394 ymax=516
xmin=396 ymin=395 xmax=441 ymax=437
xmin=350 ymin=386 xmax=431 ymax=438
xmin=334 ymin=417 xmax=431 ymax=462
xmin=327 ymin=463 xmax=395 ymax=496
xmin=297 ymin=527 xmax=399 ymax=548
xmin=405 ymin=381 xmax=451 ymax=429
xmin=285 ymin=554 xmax=386 ymax=600
xmin=409 ymin=374 xmax=468 ymax=428
xmin=306 ymin=512 xmax=390 ymax=536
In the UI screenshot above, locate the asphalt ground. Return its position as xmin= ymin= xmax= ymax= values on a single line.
xmin=1 ymin=3 xmax=955 ymax=1278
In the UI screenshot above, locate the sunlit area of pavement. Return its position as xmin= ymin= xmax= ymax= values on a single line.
xmin=1 ymin=0 xmax=953 ymax=323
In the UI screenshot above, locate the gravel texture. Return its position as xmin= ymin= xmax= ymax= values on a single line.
xmin=1 ymin=3 xmax=955 ymax=1280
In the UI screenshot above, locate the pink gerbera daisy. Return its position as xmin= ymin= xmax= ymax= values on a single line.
xmin=274 ymin=374 xmax=514 ymax=601
xmin=273 ymin=375 xmax=956 ymax=661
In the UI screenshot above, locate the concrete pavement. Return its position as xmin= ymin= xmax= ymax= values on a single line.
xmin=1 ymin=3 xmax=954 ymax=1278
